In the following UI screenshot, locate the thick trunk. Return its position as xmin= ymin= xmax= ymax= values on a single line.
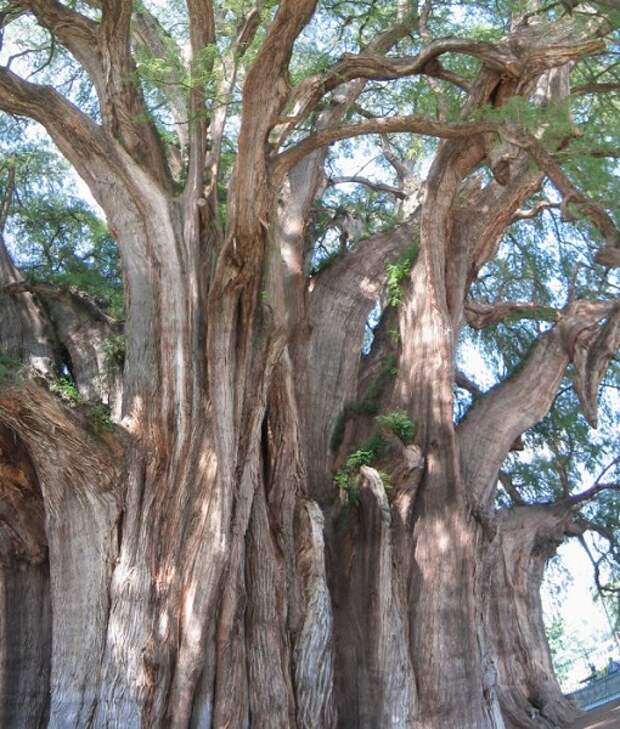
xmin=0 ymin=424 xmax=51 ymax=729
xmin=484 ymin=506 xmax=581 ymax=728
xmin=1 ymin=25 xmax=607 ymax=729
xmin=331 ymin=467 xmax=415 ymax=729
xmin=0 ymin=235 xmax=58 ymax=377
xmin=0 ymin=212 xmax=585 ymax=729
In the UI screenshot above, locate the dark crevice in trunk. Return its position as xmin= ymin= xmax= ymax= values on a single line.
xmin=0 ymin=424 xmax=52 ymax=729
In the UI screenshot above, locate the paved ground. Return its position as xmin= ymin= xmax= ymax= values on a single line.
xmin=570 ymin=698 xmax=620 ymax=728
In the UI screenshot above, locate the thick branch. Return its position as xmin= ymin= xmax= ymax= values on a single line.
xmin=0 ymin=66 xmax=121 ymax=196
xmin=459 ymin=300 xmax=617 ymax=506
xmin=464 ymin=300 xmax=559 ymax=329
xmin=274 ymin=8 xmax=422 ymax=148
xmin=185 ymin=0 xmax=215 ymax=194
xmin=596 ymin=246 xmax=620 ymax=267
xmin=9 ymin=279 xmax=121 ymax=393
xmin=97 ymin=0 xmax=169 ymax=185
xmin=229 ymin=0 xmax=317 ymax=247
xmin=273 ymin=117 xmax=498 ymax=180
xmin=201 ymin=7 xmax=262 ymax=224
xmin=455 ymin=370 xmax=483 ymax=398
xmin=0 ymin=382 xmax=121 ymax=480
xmin=281 ymin=21 xmax=602 ymax=135
xmin=312 ymin=215 xmax=418 ymax=300
xmin=566 ymin=482 xmax=620 ymax=506
xmin=16 ymin=0 xmax=169 ymax=185
xmin=15 ymin=1 xmax=100 ymax=82
xmin=298 ymin=216 xmax=418 ymax=501
xmin=572 ymin=302 xmax=620 ymax=426
xmin=0 ymin=232 xmax=58 ymax=377
xmin=572 ymin=81 xmax=620 ymax=95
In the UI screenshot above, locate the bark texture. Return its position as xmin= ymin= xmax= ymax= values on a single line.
xmin=485 ymin=506 xmax=581 ymax=729
xmin=0 ymin=4 xmax=617 ymax=729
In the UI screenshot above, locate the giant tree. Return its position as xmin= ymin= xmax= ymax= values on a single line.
xmin=0 ymin=1 xmax=619 ymax=728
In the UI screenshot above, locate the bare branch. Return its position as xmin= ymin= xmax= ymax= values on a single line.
xmin=464 ymin=300 xmax=559 ymax=329
xmin=327 ymin=175 xmax=405 ymax=199
xmin=511 ymin=200 xmax=559 ymax=221
xmin=455 ymin=370 xmax=482 ymax=398
xmin=273 ymin=116 xmax=499 ymax=180
xmin=572 ymin=81 xmax=620 ymax=95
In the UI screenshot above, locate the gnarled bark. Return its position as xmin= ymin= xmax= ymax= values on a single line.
xmin=0 ymin=5 xmax=617 ymax=729
xmin=484 ymin=506 xmax=581 ymax=728
xmin=0 ymin=423 xmax=51 ymax=729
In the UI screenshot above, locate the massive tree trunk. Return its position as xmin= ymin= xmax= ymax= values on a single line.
xmin=485 ymin=506 xmax=581 ymax=729
xmin=0 ymin=3 xmax=617 ymax=728
xmin=0 ymin=422 xmax=51 ymax=729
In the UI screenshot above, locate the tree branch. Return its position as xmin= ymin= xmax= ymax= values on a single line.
xmin=198 ymin=5 xmax=261 ymax=216
xmin=0 ymin=382 xmax=122 ymax=476
xmin=506 ymin=125 xmax=620 ymax=259
xmin=572 ymin=81 xmax=620 ymax=95
xmin=311 ymin=214 xmax=418 ymax=298
xmin=297 ymin=215 xmax=419 ymax=499
xmin=97 ymin=0 xmax=170 ymax=185
xmin=572 ymin=302 xmax=620 ymax=426
xmin=0 ymin=163 xmax=15 ymax=234
xmin=0 ymin=65 xmax=114 ymax=185
xmin=229 ymin=0 xmax=318 ymax=247
xmin=458 ymin=299 xmax=618 ymax=507
xmin=567 ymin=482 xmax=620 ymax=506
xmin=274 ymin=7 xmax=422 ymax=148
xmin=273 ymin=117 xmax=499 ymax=180
xmin=290 ymin=38 xmax=509 ymax=118
xmin=14 ymin=1 xmax=100 ymax=83
xmin=132 ymin=6 xmax=189 ymax=155
xmin=327 ymin=175 xmax=405 ymax=199
xmin=498 ymin=471 xmax=526 ymax=506
xmin=281 ymin=21 xmax=602 ymax=135
xmin=464 ymin=300 xmax=559 ymax=329
xmin=185 ymin=0 xmax=215 ymax=195
xmin=455 ymin=370 xmax=483 ymax=398
xmin=16 ymin=0 xmax=170 ymax=185
xmin=511 ymin=200 xmax=559 ymax=221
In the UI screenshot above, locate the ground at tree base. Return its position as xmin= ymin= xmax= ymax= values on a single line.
xmin=569 ymin=699 xmax=620 ymax=729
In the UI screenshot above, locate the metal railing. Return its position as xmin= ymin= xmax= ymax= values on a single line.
xmin=569 ymin=671 xmax=620 ymax=710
